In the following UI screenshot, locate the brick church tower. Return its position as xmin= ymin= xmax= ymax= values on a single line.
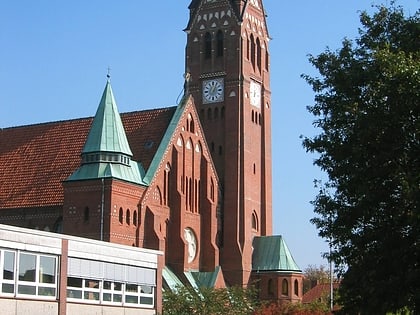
xmin=185 ymin=0 xmax=273 ymax=286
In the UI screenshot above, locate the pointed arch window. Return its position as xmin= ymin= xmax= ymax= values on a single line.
xmin=282 ymin=279 xmax=289 ymax=295
xmin=189 ymin=177 xmax=193 ymax=211
xmin=256 ymin=37 xmax=262 ymax=72
xmin=216 ymin=30 xmax=224 ymax=57
xmin=265 ymin=46 xmax=269 ymax=71
xmin=164 ymin=163 xmax=171 ymax=206
xmin=204 ymin=32 xmax=212 ymax=59
xmin=250 ymin=34 xmax=256 ymax=69
xmin=189 ymin=119 xmax=194 ymax=133
xmin=294 ymin=279 xmax=299 ymax=296
xmin=252 ymin=211 xmax=259 ymax=231
xmin=187 ymin=114 xmax=194 ymax=133
xmin=133 ymin=210 xmax=138 ymax=227
xmin=126 ymin=209 xmax=130 ymax=225
xmin=210 ymin=178 xmax=215 ymax=202
xmin=246 ymin=36 xmax=250 ymax=60
xmin=119 ymin=208 xmax=123 ymax=224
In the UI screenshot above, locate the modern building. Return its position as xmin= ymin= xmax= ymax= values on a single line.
xmin=0 ymin=1 xmax=303 ymax=312
xmin=0 ymin=224 xmax=161 ymax=314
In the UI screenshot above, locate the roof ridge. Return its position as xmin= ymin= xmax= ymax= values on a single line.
xmin=1 ymin=107 xmax=178 ymax=132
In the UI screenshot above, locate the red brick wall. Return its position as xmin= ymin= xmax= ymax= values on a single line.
xmin=63 ymin=178 xmax=144 ymax=246
xmin=251 ymin=272 xmax=303 ymax=303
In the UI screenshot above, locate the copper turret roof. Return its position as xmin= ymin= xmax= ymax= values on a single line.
xmin=252 ymin=235 xmax=302 ymax=272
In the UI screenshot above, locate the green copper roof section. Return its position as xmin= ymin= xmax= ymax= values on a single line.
xmin=252 ymin=235 xmax=302 ymax=272
xmin=66 ymin=160 xmax=146 ymax=184
xmin=143 ymin=96 xmax=188 ymax=185
xmin=185 ymin=266 xmax=221 ymax=289
xmin=162 ymin=266 xmax=184 ymax=292
xmin=82 ymin=80 xmax=133 ymax=156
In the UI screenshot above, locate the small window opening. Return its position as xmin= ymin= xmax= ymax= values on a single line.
xmin=126 ymin=209 xmax=130 ymax=225
xmin=268 ymin=279 xmax=274 ymax=296
xmin=282 ymin=279 xmax=289 ymax=295
xmin=256 ymin=37 xmax=262 ymax=72
xmin=119 ymin=208 xmax=123 ymax=224
xmin=250 ymin=34 xmax=256 ymax=69
xmin=265 ymin=48 xmax=269 ymax=71
xmin=84 ymin=207 xmax=89 ymax=222
xmin=204 ymin=32 xmax=212 ymax=59
xmin=252 ymin=211 xmax=258 ymax=231
xmin=133 ymin=210 xmax=138 ymax=227
xmin=216 ymin=30 xmax=224 ymax=57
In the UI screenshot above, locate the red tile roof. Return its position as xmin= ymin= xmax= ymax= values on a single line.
xmin=302 ymin=282 xmax=340 ymax=304
xmin=0 ymin=107 xmax=176 ymax=209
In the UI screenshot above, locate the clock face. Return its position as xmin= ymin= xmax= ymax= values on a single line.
xmin=184 ymin=228 xmax=197 ymax=263
xmin=203 ymin=78 xmax=224 ymax=104
xmin=250 ymin=80 xmax=261 ymax=108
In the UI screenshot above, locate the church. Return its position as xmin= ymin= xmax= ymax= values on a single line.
xmin=0 ymin=0 xmax=303 ymax=311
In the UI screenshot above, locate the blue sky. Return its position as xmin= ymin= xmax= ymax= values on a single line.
xmin=1 ymin=1 xmax=418 ymax=270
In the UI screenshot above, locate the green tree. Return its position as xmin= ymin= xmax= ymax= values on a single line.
xmin=302 ymin=3 xmax=419 ymax=314
xmin=162 ymin=285 xmax=258 ymax=315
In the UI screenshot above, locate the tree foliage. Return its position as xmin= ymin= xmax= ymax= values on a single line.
xmin=302 ymin=3 xmax=419 ymax=314
xmin=162 ymin=285 xmax=258 ymax=315
xmin=163 ymin=285 xmax=330 ymax=315
xmin=303 ymin=264 xmax=330 ymax=293
xmin=254 ymin=301 xmax=331 ymax=315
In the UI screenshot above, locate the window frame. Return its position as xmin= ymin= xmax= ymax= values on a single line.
xmin=0 ymin=248 xmax=59 ymax=300
xmin=67 ymin=277 xmax=101 ymax=304
xmin=0 ymin=250 xmax=16 ymax=296
xmin=66 ymin=277 xmax=155 ymax=308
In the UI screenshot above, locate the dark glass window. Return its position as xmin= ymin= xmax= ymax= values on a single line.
xmin=204 ymin=32 xmax=212 ymax=59
xmin=256 ymin=37 xmax=262 ymax=72
xmin=126 ymin=209 xmax=130 ymax=225
xmin=216 ymin=30 xmax=224 ymax=57
xmin=84 ymin=207 xmax=89 ymax=222
xmin=133 ymin=211 xmax=138 ymax=227
xmin=250 ymin=34 xmax=255 ymax=69
xmin=119 ymin=208 xmax=123 ymax=224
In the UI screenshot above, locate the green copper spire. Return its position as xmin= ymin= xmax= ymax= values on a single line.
xmin=252 ymin=235 xmax=302 ymax=272
xmin=66 ymin=79 xmax=145 ymax=184
xmin=82 ymin=80 xmax=132 ymax=156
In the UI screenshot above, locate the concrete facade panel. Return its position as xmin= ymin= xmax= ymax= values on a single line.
xmin=0 ymin=299 xmax=58 ymax=315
